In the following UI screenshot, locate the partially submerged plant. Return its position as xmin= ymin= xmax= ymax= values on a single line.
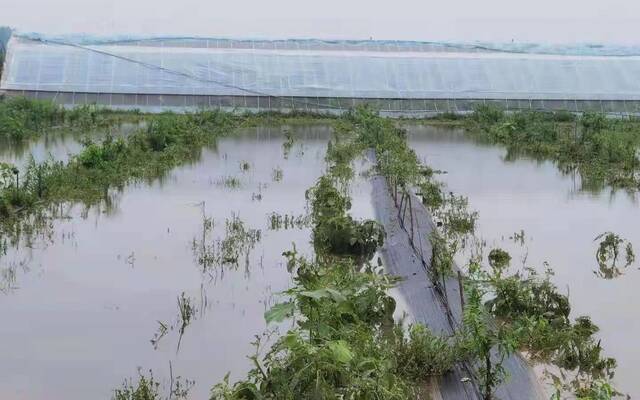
xmin=239 ymin=160 xmax=251 ymax=171
xmin=467 ymin=105 xmax=640 ymax=192
xmin=271 ymin=166 xmax=283 ymax=182
xmin=216 ymin=176 xmax=241 ymax=189
xmin=306 ymin=175 xmax=384 ymax=261
xmin=177 ymin=292 xmax=196 ymax=352
xmin=113 ymin=369 xmax=194 ymax=400
xmin=594 ymin=232 xmax=635 ymax=279
xmin=192 ymin=213 xmax=261 ymax=276
xmin=282 ymin=129 xmax=295 ymax=159
xmin=337 ymin=107 xmax=620 ymax=399
xmin=267 ymin=212 xmax=310 ymax=230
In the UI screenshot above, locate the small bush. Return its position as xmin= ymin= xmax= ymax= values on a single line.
xmin=393 ymin=324 xmax=459 ymax=380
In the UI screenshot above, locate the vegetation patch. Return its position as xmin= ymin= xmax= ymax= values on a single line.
xmin=267 ymin=212 xmax=310 ymax=231
xmin=337 ymin=107 xmax=621 ymax=399
xmin=594 ymin=232 xmax=635 ymax=279
xmin=466 ymin=105 xmax=640 ymax=192
xmin=192 ymin=213 xmax=261 ymax=275
xmin=306 ymin=175 xmax=384 ymax=261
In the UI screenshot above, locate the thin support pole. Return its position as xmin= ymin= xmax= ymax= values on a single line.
xmin=457 ymin=270 xmax=465 ymax=315
xmin=408 ymin=193 xmax=414 ymax=243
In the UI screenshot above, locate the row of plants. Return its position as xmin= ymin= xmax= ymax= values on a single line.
xmin=207 ymin=106 xmax=621 ymax=399
xmin=336 ymin=107 xmax=619 ymax=399
xmin=114 ymin=119 xmax=463 ymax=399
xmin=0 ymin=99 xmax=336 ymax=251
xmin=466 ymin=105 xmax=640 ymax=192
xmin=0 ymin=96 xmax=148 ymax=140
xmin=112 ymin=107 xmax=624 ymax=399
xmin=0 ymin=110 xmax=239 ymax=219
xmin=208 ymin=125 xmax=462 ymax=400
xmin=3 ymin=97 xmax=624 ymax=398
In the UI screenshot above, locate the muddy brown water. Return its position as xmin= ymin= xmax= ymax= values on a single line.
xmin=406 ymin=124 xmax=640 ymax=398
xmin=0 ymin=124 xmax=375 ymax=399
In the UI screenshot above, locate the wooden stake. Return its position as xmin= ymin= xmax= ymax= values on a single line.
xmin=457 ymin=270 xmax=465 ymax=314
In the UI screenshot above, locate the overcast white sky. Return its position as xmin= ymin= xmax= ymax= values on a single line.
xmin=1 ymin=0 xmax=639 ymax=44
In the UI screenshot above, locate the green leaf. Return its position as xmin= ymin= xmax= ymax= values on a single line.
xmin=264 ymin=302 xmax=295 ymax=324
xmin=324 ymin=288 xmax=347 ymax=302
xmin=327 ymin=340 xmax=353 ymax=364
xmin=300 ymin=289 xmax=329 ymax=300
xmin=300 ymin=288 xmax=346 ymax=303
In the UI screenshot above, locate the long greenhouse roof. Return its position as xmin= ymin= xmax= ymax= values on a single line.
xmin=2 ymin=33 xmax=640 ymax=101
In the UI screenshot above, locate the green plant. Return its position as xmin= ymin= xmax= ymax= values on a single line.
xmin=282 ymin=129 xmax=295 ymax=159
xmin=338 ymin=108 xmax=620 ymax=398
xmin=306 ymin=175 xmax=384 ymax=260
xmin=192 ymin=213 xmax=261 ymax=273
xmin=392 ymin=323 xmax=460 ymax=380
xmin=113 ymin=369 xmax=194 ymax=400
xmin=594 ymin=232 xmax=635 ymax=279
xmin=271 ymin=167 xmax=283 ymax=182
xmin=463 ymin=258 xmax=519 ymax=400
xmin=466 ymin=107 xmax=640 ymax=192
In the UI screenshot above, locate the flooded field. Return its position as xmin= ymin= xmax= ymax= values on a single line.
xmin=0 ymin=123 xmax=375 ymax=399
xmin=2 ymin=117 xmax=636 ymax=399
xmin=0 ymin=122 xmax=142 ymax=168
xmin=406 ymin=124 xmax=640 ymax=397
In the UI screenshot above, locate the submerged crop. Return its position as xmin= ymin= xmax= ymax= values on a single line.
xmin=338 ymin=107 xmax=620 ymax=399
xmin=466 ymin=105 xmax=640 ymax=192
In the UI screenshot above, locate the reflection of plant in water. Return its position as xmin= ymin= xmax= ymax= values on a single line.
xmin=251 ymin=182 xmax=267 ymax=202
xmin=0 ymin=263 xmax=19 ymax=294
xmin=594 ymin=232 xmax=635 ymax=279
xmin=0 ymin=204 xmax=57 ymax=288
xmin=267 ymin=212 xmax=310 ymax=230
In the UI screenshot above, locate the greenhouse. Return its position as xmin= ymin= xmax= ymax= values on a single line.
xmin=2 ymin=32 xmax=640 ymax=114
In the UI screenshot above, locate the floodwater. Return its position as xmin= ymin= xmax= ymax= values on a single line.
xmin=0 ymin=123 xmax=375 ymax=399
xmin=406 ymin=124 xmax=640 ymax=397
xmin=0 ymin=122 xmax=142 ymax=169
